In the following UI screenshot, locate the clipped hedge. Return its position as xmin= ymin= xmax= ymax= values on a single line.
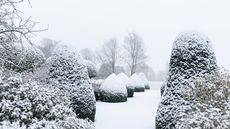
xmin=117 ymin=73 xmax=135 ymax=98
xmin=126 ymin=86 xmax=135 ymax=97
xmin=130 ymin=74 xmax=145 ymax=92
xmin=100 ymin=74 xmax=128 ymax=103
xmin=139 ymin=73 xmax=150 ymax=90
xmin=0 ymin=74 xmax=95 ymax=129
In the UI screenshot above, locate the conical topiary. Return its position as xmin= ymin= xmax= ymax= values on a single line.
xmin=155 ymin=32 xmax=218 ymax=129
xmin=130 ymin=74 xmax=145 ymax=92
xmin=100 ymin=74 xmax=128 ymax=102
xmin=117 ymin=73 xmax=134 ymax=97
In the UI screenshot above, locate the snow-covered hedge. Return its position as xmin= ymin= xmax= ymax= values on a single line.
xmin=100 ymin=74 xmax=128 ymax=102
xmin=176 ymin=70 xmax=230 ymax=128
xmin=47 ymin=45 xmax=96 ymax=122
xmin=91 ymin=79 xmax=104 ymax=101
xmin=138 ymin=73 xmax=150 ymax=89
xmin=130 ymin=74 xmax=145 ymax=92
xmin=85 ymin=60 xmax=97 ymax=78
xmin=117 ymin=73 xmax=134 ymax=97
xmin=0 ymin=41 xmax=45 ymax=72
xmin=0 ymin=74 xmax=95 ymax=129
xmin=156 ymin=32 xmax=218 ymax=129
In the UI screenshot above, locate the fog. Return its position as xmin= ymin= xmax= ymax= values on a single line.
xmin=21 ymin=0 xmax=230 ymax=71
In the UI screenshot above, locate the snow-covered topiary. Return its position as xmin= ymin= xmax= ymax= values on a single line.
xmin=0 ymin=41 xmax=45 ymax=72
xmin=85 ymin=60 xmax=97 ymax=78
xmin=91 ymin=79 xmax=104 ymax=101
xmin=138 ymin=73 xmax=150 ymax=89
xmin=100 ymin=74 xmax=128 ymax=102
xmin=0 ymin=74 xmax=95 ymax=129
xmin=155 ymin=32 xmax=218 ymax=129
xmin=47 ymin=45 xmax=96 ymax=122
xmin=117 ymin=73 xmax=134 ymax=97
xmin=129 ymin=74 xmax=145 ymax=92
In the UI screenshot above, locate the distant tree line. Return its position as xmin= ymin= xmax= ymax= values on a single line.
xmin=37 ymin=32 xmax=168 ymax=81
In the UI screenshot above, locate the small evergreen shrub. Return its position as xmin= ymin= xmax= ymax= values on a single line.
xmin=91 ymin=79 xmax=104 ymax=101
xmin=100 ymin=74 xmax=128 ymax=102
xmin=85 ymin=60 xmax=97 ymax=78
xmin=130 ymin=74 xmax=145 ymax=92
xmin=0 ymin=74 xmax=95 ymax=129
xmin=139 ymin=73 xmax=150 ymax=90
xmin=126 ymin=86 xmax=135 ymax=97
xmin=117 ymin=73 xmax=134 ymax=97
xmin=176 ymin=70 xmax=230 ymax=128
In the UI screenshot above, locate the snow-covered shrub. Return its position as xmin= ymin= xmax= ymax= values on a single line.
xmin=130 ymin=74 xmax=145 ymax=92
xmin=47 ymin=45 xmax=96 ymax=122
xmin=100 ymin=74 xmax=128 ymax=102
xmin=176 ymin=70 xmax=230 ymax=129
xmin=0 ymin=41 xmax=45 ymax=72
xmin=0 ymin=74 xmax=95 ymax=129
xmin=156 ymin=32 xmax=218 ymax=129
xmin=91 ymin=79 xmax=104 ymax=101
xmin=85 ymin=60 xmax=97 ymax=78
xmin=117 ymin=73 xmax=134 ymax=97
xmin=139 ymin=73 xmax=150 ymax=89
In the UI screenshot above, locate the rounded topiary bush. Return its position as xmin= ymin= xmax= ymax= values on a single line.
xmin=138 ymin=73 xmax=150 ymax=90
xmin=117 ymin=73 xmax=134 ymax=97
xmin=85 ymin=60 xmax=97 ymax=78
xmin=91 ymin=79 xmax=104 ymax=101
xmin=0 ymin=74 xmax=94 ymax=129
xmin=47 ymin=45 xmax=96 ymax=122
xmin=130 ymin=74 xmax=145 ymax=92
xmin=155 ymin=32 xmax=218 ymax=129
xmin=100 ymin=74 xmax=128 ymax=102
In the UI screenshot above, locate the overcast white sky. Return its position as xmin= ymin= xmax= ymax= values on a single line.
xmin=21 ymin=0 xmax=230 ymax=71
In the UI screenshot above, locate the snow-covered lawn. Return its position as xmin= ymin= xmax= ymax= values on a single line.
xmin=95 ymin=81 xmax=162 ymax=129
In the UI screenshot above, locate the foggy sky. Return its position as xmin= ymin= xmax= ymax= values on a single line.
xmin=21 ymin=0 xmax=230 ymax=71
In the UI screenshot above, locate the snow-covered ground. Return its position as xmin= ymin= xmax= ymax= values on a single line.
xmin=95 ymin=81 xmax=162 ymax=129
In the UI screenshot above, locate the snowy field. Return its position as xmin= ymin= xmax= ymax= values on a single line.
xmin=95 ymin=81 xmax=162 ymax=129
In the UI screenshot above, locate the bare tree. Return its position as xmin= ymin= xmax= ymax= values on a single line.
xmin=123 ymin=32 xmax=147 ymax=75
xmin=0 ymin=0 xmax=45 ymax=70
xmin=97 ymin=38 xmax=118 ymax=73
xmin=80 ymin=48 xmax=95 ymax=62
xmin=0 ymin=0 xmax=44 ymax=43
xmin=38 ymin=38 xmax=59 ymax=58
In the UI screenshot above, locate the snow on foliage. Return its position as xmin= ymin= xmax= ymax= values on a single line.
xmin=47 ymin=45 xmax=96 ymax=121
xmin=176 ymin=69 xmax=230 ymax=129
xmin=138 ymin=73 xmax=150 ymax=89
xmin=100 ymin=74 xmax=128 ymax=102
xmin=0 ymin=41 xmax=45 ymax=72
xmin=85 ymin=60 xmax=97 ymax=78
xmin=0 ymin=74 xmax=94 ymax=129
xmin=129 ymin=74 xmax=145 ymax=92
xmin=156 ymin=32 xmax=218 ymax=129
xmin=117 ymin=73 xmax=134 ymax=97
xmin=91 ymin=79 xmax=104 ymax=101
